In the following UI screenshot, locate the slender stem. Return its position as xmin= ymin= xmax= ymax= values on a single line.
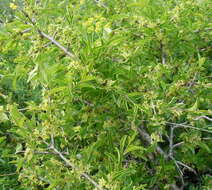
xmin=194 ymin=116 xmax=212 ymax=122
xmin=166 ymin=122 xmax=212 ymax=133
xmin=137 ymin=126 xmax=168 ymax=159
xmin=160 ymin=41 xmax=166 ymax=65
xmin=50 ymin=146 xmax=104 ymax=190
xmin=0 ymin=172 xmax=17 ymax=177
xmin=16 ymin=150 xmax=69 ymax=155
xmin=176 ymin=161 xmax=197 ymax=175
xmin=38 ymin=31 xmax=75 ymax=58
xmin=169 ymin=126 xmax=174 ymax=157
xmin=173 ymin=142 xmax=184 ymax=149
xmin=21 ymin=10 xmax=76 ymax=59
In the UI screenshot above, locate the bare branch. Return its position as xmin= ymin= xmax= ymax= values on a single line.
xmin=0 ymin=172 xmax=17 ymax=177
xmin=49 ymin=145 xmax=104 ymax=190
xmin=43 ymin=31 xmax=57 ymax=48
xmin=50 ymin=134 xmax=55 ymax=149
xmin=194 ymin=116 xmax=212 ymax=122
xmin=20 ymin=28 xmax=31 ymax=34
xmin=94 ymin=0 xmax=109 ymax=10
xmin=173 ymin=142 xmax=184 ymax=149
xmin=166 ymin=122 xmax=212 ymax=133
xmin=44 ymin=136 xmax=104 ymax=190
xmin=16 ymin=150 xmax=69 ymax=155
xmin=137 ymin=125 xmax=197 ymax=187
xmin=176 ymin=161 xmax=197 ymax=175
xmin=170 ymin=156 xmax=184 ymax=185
xmin=160 ymin=42 xmax=166 ymax=65
xmin=21 ymin=10 xmax=76 ymax=59
xmin=137 ymin=126 xmax=168 ymax=159
xmin=194 ymin=27 xmax=212 ymax=33
xmin=170 ymin=184 xmax=184 ymax=190
xmin=168 ymin=126 xmax=175 ymax=157
xmin=202 ymin=137 xmax=212 ymax=140
xmin=38 ymin=31 xmax=75 ymax=58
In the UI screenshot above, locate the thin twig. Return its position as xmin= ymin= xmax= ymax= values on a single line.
xmin=137 ymin=125 xmax=197 ymax=187
xmin=50 ymin=134 xmax=55 ymax=149
xmin=49 ymin=145 xmax=104 ymax=190
xmin=169 ymin=126 xmax=175 ymax=157
xmin=202 ymin=137 xmax=212 ymax=140
xmin=94 ymin=0 xmax=109 ymax=10
xmin=170 ymin=155 xmax=185 ymax=185
xmin=194 ymin=116 xmax=212 ymax=122
xmin=0 ymin=172 xmax=17 ymax=177
xmin=15 ymin=150 xmax=69 ymax=155
xmin=38 ymin=31 xmax=75 ymax=58
xmin=194 ymin=27 xmax=212 ymax=33
xmin=170 ymin=184 xmax=183 ymax=190
xmin=173 ymin=142 xmax=184 ymax=149
xmin=20 ymin=28 xmax=31 ymax=34
xmin=166 ymin=122 xmax=212 ymax=133
xmin=43 ymin=31 xmax=57 ymax=48
xmin=176 ymin=161 xmax=197 ymax=175
xmin=21 ymin=10 xmax=76 ymax=59
xmin=160 ymin=42 xmax=166 ymax=65
xmin=137 ymin=126 xmax=168 ymax=159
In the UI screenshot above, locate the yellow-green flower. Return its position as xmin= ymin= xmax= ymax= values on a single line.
xmin=151 ymin=133 xmax=162 ymax=144
xmin=10 ymin=3 xmax=18 ymax=10
xmin=83 ymin=15 xmax=109 ymax=33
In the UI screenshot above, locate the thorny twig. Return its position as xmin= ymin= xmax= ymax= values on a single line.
xmin=194 ymin=116 xmax=212 ymax=122
xmin=94 ymin=0 xmax=109 ymax=10
xmin=0 ymin=172 xmax=17 ymax=177
xmin=170 ymin=184 xmax=184 ymax=190
xmin=44 ymin=136 xmax=105 ymax=190
xmin=20 ymin=10 xmax=76 ymax=59
xmin=160 ymin=41 xmax=166 ymax=65
xmin=43 ymin=31 xmax=57 ymax=48
xmin=166 ymin=122 xmax=212 ymax=134
xmin=38 ymin=31 xmax=75 ymax=58
xmin=137 ymin=126 xmax=184 ymax=188
xmin=137 ymin=125 xmax=199 ymax=189
xmin=187 ymin=73 xmax=197 ymax=93
xmin=176 ymin=161 xmax=197 ymax=175
xmin=137 ymin=126 xmax=168 ymax=159
xmin=172 ymin=142 xmax=184 ymax=149
xmin=16 ymin=150 xmax=69 ymax=155
xmin=169 ymin=126 xmax=175 ymax=157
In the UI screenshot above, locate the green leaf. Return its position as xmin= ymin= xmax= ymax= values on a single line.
xmin=9 ymin=105 xmax=26 ymax=127
xmin=0 ymin=112 xmax=8 ymax=122
xmin=15 ymin=143 xmax=23 ymax=154
xmin=124 ymin=145 xmax=144 ymax=155
xmin=128 ymin=0 xmax=149 ymax=8
xmin=0 ymin=136 xmax=6 ymax=143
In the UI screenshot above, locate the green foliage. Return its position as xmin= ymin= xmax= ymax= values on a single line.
xmin=0 ymin=0 xmax=211 ymax=189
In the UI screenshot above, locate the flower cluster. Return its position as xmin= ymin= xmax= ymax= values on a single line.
xmin=83 ymin=15 xmax=110 ymax=33
xmin=10 ymin=3 xmax=18 ymax=10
